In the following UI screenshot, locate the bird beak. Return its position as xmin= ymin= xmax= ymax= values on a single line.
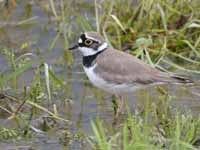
xmin=69 ymin=45 xmax=79 ymax=50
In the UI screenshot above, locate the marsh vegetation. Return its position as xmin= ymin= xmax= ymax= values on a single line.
xmin=0 ymin=0 xmax=200 ymax=149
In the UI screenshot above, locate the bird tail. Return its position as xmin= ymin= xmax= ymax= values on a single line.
xmin=170 ymin=75 xmax=193 ymax=85
xmin=154 ymin=72 xmax=194 ymax=85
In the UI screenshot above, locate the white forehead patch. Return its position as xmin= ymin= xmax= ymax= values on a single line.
xmin=78 ymin=38 xmax=83 ymax=43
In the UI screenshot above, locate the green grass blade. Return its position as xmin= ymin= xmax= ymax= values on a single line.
xmin=0 ymin=62 xmax=32 ymax=87
xmin=49 ymin=0 xmax=58 ymax=19
xmin=44 ymin=63 xmax=51 ymax=102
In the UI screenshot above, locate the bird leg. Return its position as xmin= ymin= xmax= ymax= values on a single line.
xmin=115 ymin=95 xmax=126 ymax=118
xmin=112 ymin=95 xmax=118 ymax=115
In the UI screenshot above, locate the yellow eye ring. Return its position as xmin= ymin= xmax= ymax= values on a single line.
xmin=84 ymin=39 xmax=93 ymax=46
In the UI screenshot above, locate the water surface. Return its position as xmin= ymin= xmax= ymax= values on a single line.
xmin=0 ymin=1 xmax=199 ymax=149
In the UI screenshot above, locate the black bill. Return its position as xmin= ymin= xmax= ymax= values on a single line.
xmin=69 ymin=45 xmax=79 ymax=50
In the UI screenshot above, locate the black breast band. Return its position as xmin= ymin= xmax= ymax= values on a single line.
xmin=83 ymin=50 xmax=105 ymax=67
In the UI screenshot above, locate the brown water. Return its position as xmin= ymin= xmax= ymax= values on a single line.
xmin=0 ymin=1 xmax=199 ymax=150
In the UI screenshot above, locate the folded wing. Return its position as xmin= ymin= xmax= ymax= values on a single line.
xmin=95 ymin=48 xmax=192 ymax=85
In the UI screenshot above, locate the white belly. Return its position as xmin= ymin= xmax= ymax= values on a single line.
xmin=83 ymin=64 xmax=141 ymax=94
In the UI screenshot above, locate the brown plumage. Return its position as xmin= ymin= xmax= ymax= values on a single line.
xmin=95 ymin=48 xmax=192 ymax=85
xmin=85 ymin=32 xmax=105 ymax=42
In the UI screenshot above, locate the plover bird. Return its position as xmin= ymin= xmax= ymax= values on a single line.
xmin=69 ymin=32 xmax=192 ymax=116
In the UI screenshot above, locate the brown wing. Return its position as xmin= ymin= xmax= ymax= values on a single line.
xmin=95 ymin=48 xmax=191 ymax=85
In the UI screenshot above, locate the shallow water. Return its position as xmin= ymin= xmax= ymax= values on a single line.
xmin=0 ymin=1 xmax=199 ymax=149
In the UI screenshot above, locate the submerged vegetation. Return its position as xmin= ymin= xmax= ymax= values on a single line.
xmin=0 ymin=0 xmax=200 ymax=149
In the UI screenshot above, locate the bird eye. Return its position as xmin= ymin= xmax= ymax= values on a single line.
xmin=84 ymin=39 xmax=93 ymax=46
